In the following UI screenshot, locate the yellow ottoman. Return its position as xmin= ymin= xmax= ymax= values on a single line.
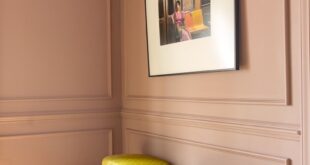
xmin=102 ymin=154 xmax=170 ymax=165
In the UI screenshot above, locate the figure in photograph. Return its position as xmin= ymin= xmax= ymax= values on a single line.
xmin=172 ymin=0 xmax=192 ymax=42
xmin=158 ymin=0 xmax=211 ymax=45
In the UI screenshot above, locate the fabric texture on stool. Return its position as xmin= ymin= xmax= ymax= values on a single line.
xmin=102 ymin=154 xmax=169 ymax=165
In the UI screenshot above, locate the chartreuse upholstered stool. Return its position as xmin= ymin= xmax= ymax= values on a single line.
xmin=102 ymin=154 xmax=170 ymax=165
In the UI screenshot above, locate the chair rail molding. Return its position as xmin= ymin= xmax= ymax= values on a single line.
xmin=122 ymin=109 xmax=300 ymax=141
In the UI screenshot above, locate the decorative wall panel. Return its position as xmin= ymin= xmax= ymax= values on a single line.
xmin=121 ymin=0 xmax=308 ymax=164
xmin=0 ymin=0 xmax=122 ymax=165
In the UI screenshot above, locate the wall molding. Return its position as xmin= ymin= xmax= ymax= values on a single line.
xmin=284 ymin=0 xmax=292 ymax=106
xmin=126 ymin=129 xmax=291 ymax=165
xmin=0 ymin=0 xmax=112 ymax=102
xmin=122 ymin=0 xmax=291 ymax=106
xmin=301 ymin=0 xmax=310 ymax=164
xmin=0 ymin=110 xmax=120 ymax=123
xmin=0 ymin=96 xmax=113 ymax=105
xmin=0 ymin=107 xmax=121 ymax=118
xmin=0 ymin=111 xmax=121 ymax=137
xmin=126 ymin=95 xmax=288 ymax=105
xmin=0 ymin=101 xmax=121 ymax=117
xmin=0 ymin=97 xmax=120 ymax=117
xmin=0 ymin=0 xmax=114 ymax=117
xmin=0 ymin=128 xmax=114 ymax=155
xmin=122 ymin=109 xmax=300 ymax=141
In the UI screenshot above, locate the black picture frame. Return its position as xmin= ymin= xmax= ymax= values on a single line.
xmin=145 ymin=0 xmax=239 ymax=77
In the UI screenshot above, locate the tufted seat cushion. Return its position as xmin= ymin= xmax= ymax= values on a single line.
xmin=102 ymin=154 xmax=170 ymax=165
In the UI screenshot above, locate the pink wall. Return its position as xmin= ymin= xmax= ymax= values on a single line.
xmin=0 ymin=0 xmax=310 ymax=165
xmin=0 ymin=0 xmax=122 ymax=165
xmin=121 ymin=0 xmax=310 ymax=165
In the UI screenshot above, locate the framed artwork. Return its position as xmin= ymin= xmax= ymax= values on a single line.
xmin=145 ymin=0 xmax=239 ymax=76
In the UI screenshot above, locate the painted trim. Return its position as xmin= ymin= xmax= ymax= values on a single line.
xmin=122 ymin=110 xmax=300 ymax=141
xmin=126 ymin=128 xmax=291 ymax=165
xmin=122 ymin=0 xmax=292 ymax=106
xmin=301 ymin=0 xmax=310 ymax=164
xmin=0 ymin=0 xmax=112 ymax=102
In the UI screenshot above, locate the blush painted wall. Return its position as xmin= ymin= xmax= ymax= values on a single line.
xmin=121 ymin=0 xmax=310 ymax=165
xmin=0 ymin=0 xmax=122 ymax=165
xmin=0 ymin=0 xmax=309 ymax=165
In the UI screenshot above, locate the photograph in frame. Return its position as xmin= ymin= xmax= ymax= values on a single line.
xmin=146 ymin=0 xmax=238 ymax=76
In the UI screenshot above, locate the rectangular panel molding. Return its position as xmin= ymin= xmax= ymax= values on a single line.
xmin=0 ymin=129 xmax=113 ymax=165
xmin=0 ymin=1 xmax=121 ymax=165
xmin=0 ymin=0 xmax=112 ymax=101
xmin=122 ymin=0 xmax=292 ymax=105
xmin=125 ymin=129 xmax=291 ymax=165
xmin=0 ymin=111 xmax=120 ymax=136
xmin=122 ymin=110 xmax=301 ymax=141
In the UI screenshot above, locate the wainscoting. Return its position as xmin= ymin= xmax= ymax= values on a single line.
xmin=122 ymin=111 xmax=298 ymax=165
xmin=121 ymin=0 xmax=310 ymax=165
xmin=0 ymin=113 xmax=118 ymax=165
xmin=0 ymin=0 xmax=122 ymax=164
xmin=125 ymin=129 xmax=290 ymax=165
xmin=0 ymin=0 xmax=309 ymax=164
